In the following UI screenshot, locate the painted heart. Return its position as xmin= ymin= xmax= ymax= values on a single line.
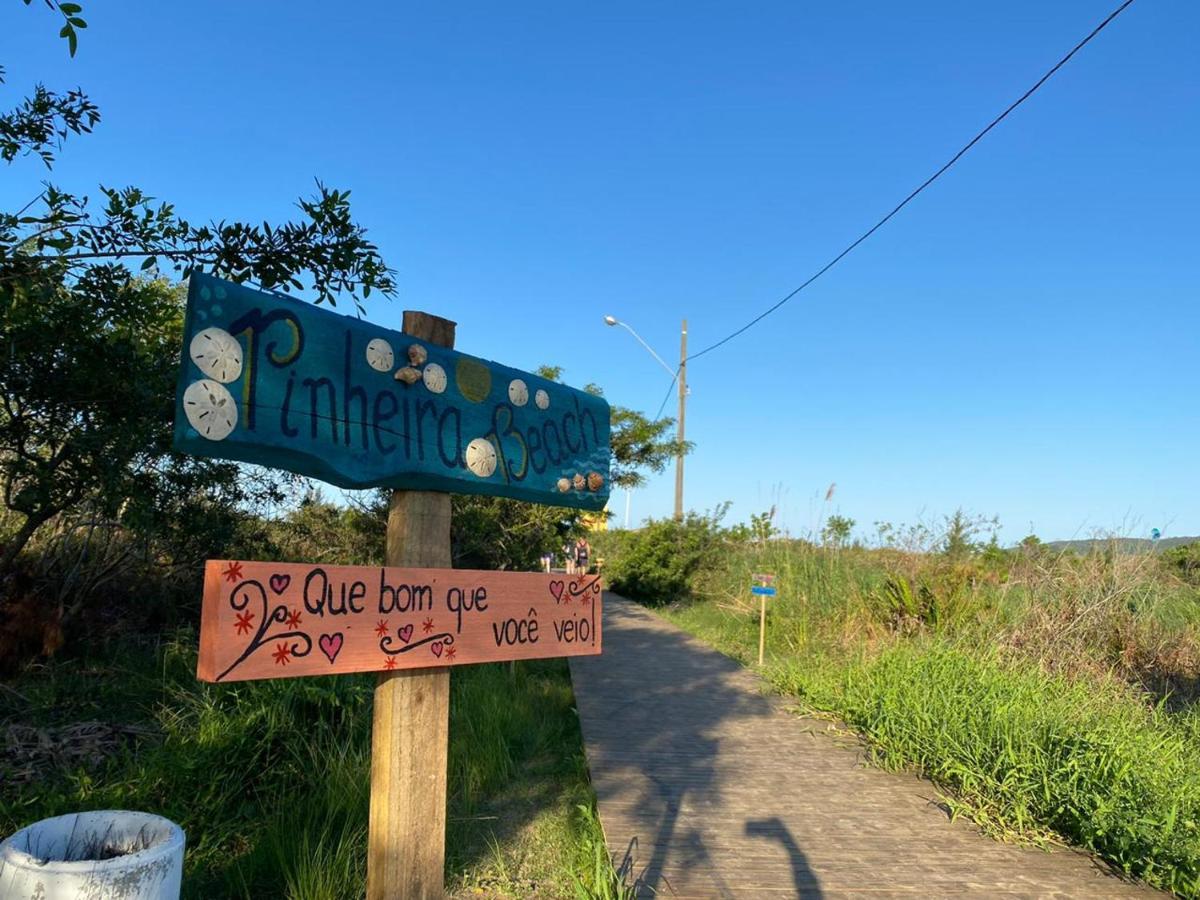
xmin=318 ymin=632 xmax=343 ymax=664
xmin=269 ymin=574 xmax=291 ymax=594
xmin=398 ymin=624 xmax=414 ymax=644
xmin=430 ymin=642 xmax=443 ymax=658
xmin=549 ymin=580 xmax=565 ymax=602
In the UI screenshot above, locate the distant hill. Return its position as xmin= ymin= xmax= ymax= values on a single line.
xmin=1043 ymin=537 xmax=1199 ymax=554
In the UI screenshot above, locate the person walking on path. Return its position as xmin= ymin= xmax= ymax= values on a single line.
xmin=576 ymin=537 xmax=590 ymax=574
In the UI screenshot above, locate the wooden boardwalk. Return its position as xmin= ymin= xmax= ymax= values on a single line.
xmin=570 ymin=594 xmax=1158 ymax=899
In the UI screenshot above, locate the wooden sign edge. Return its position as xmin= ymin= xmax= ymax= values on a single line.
xmin=197 ymin=561 xmax=223 ymax=682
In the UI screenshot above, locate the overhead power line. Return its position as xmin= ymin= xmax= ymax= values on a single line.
xmin=685 ymin=0 xmax=1136 ymax=364
xmin=654 ymin=370 xmax=678 ymax=421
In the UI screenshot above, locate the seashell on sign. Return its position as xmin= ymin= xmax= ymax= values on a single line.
xmin=394 ymin=366 xmax=422 ymax=385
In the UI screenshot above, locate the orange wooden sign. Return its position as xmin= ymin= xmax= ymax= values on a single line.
xmin=197 ymin=560 xmax=602 ymax=682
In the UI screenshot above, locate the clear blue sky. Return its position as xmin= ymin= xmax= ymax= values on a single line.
xmin=4 ymin=1 xmax=1196 ymax=544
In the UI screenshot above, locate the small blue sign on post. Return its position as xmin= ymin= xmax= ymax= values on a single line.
xmin=751 ymin=572 xmax=777 ymax=665
xmin=174 ymin=274 xmax=611 ymax=510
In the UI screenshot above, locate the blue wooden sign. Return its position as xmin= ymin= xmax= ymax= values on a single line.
xmin=750 ymin=586 xmax=777 ymax=597
xmin=174 ymin=274 xmax=611 ymax=510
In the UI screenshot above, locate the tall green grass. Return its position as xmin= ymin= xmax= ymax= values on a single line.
xmin=0 ymin=632 xmax=626 ymax=898
xmin=768 ymin=644 xmax=1200 ymax=895
xmin=646 ymin=537 xmax=1200 ymax=896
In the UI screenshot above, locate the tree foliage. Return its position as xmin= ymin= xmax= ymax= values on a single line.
xmin=0 ymin=3 xmax=690 ymax=661
xmin=450 ymin=495 xmax=575 ymax=571
xmin=598 ymin=507 xmax=730 ymax=606
xmin=822 ymin=514 xmax=855 ymax=548
xmin=0 ymin=4 xmax=392 ymax=645
xmin=23 ymin=1 xmax=89 ymax=58
xmin=3 ymin=278 xmax=186 ymax=569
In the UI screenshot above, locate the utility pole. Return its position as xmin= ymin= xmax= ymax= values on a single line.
xmin=601 ymin=313 xmax=688 ymax=522
xmin=674 ymin=319 xmax=687 ymax=521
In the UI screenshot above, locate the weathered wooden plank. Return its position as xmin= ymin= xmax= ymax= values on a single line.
xmin=571 ymin=595 xmax=1159 ymax=899
xmin=174 ymin=274 xmax=611 ymax=509
xmin=195 ymin=560 xmax=601 ymax=682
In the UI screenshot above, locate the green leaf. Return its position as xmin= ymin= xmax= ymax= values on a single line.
xmin=68 ymin=17 xmax=87 ymax=28
xmin=58 ymin=2 xmax=83 ymax=14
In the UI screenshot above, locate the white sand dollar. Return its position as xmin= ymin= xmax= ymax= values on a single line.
xmin=508 ymin=379 xmax=529 ymax=406
xmin=189 ymin=328 xmax=243 ymax=383
xmin=534 ymin=389 xmax=550 ymax=410
xmin=183 ymin=379 xmax=238 ymax=441
xmin=423 ymin=362 xmax=447 ymax=394
xmin=365 ymin=338 xmax=394 ymax=372
xmin=465 ymin=438 xmax=497 ymax=478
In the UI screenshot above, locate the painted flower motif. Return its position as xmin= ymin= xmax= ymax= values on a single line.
xmin=272 ymin=643 xmax=292 ymax=666
xmin=223 ymin=561 xmax=244 ymax=583
xmin=444 ymin=646 xmax=457 ymax=661
xmin=375 ymin=619 xmax=389 ymax=637
xmin=284 ymin=609 xmax=302 ymax=629
xmin=384 ymin=657 xmax=397 ymax=670
xmin=234 ymin=610 xmax=255 ymax=635
xmin=422 ymin=617 xmax=435 ymax=634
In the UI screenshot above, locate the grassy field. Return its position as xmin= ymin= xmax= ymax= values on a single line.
xmin=607 ymin=533 xmax=1200 ymax=896
xmin=0 ymin=631 xmax=627 ymax=899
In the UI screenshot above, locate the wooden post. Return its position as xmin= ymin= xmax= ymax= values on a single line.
xmin=758 ymin=593 xmax=767 ymax=667
xmin=367 ymin=311 xmax=456 ymax=900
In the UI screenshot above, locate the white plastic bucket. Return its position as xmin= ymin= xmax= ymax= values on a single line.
xmin=0 ymin=810 xmax=185 ymax=900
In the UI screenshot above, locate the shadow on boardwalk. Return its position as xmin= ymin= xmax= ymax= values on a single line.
xmin=571 ymin=594 xmax=1155 ymax=899
xmin=572 ymin=598 xmax=821 ymax=897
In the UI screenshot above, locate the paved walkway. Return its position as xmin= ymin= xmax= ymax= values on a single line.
xmin=570 ymin=594 xmax=1158 ymax=899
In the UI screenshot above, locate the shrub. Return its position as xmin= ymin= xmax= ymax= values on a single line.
xmin=1164 ymin=542 xmax=1200 ymax=586
xmin=602 ymin=509 xmax=728 ymax=606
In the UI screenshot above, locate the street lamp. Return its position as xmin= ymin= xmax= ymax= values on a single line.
xmin=604 ymin=315 xmax=688 ymax=521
